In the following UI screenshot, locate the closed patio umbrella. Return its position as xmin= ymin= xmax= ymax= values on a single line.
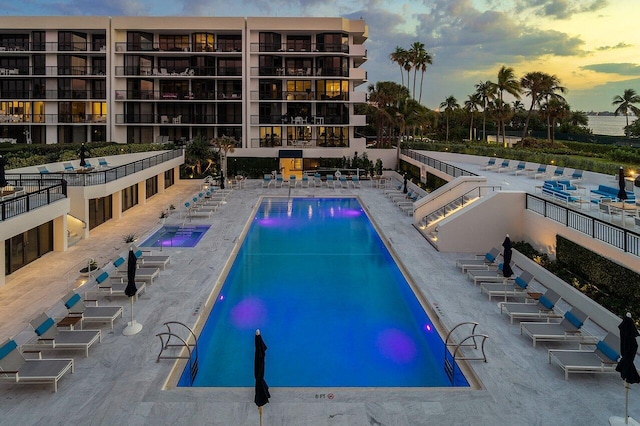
xmin=618 ymin=167 xmax=628 ymax=202
xmin=610 ymin=313 xmax=640 ymax=425
xmin=254 ymin=329 xmax=270 ymax=426
xmin=123 ymin=248 xmax=143 ymax=336
xmin=501 ymin=234 xmax=514 ymax=278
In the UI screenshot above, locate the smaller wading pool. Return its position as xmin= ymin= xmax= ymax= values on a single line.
xmin=140 ymin=225 xmax=210 ymax=248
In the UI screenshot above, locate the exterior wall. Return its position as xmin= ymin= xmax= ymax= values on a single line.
xmin=434 ymin=191 xmax=526 ymax=253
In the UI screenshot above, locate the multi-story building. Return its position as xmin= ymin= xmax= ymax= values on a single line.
xmin=0 ymin=16 xmax=369 ymax=175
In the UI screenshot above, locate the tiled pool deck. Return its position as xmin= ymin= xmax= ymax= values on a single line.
xmin=0 ymin=155 xmax=638 ymax=425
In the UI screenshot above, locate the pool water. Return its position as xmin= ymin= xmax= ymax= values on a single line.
xmin=140 ymin=225 xmax=210 ymax=248
xmin=179 ymin=198 xmax=469 ymax=387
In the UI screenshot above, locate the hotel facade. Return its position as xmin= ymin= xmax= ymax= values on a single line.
xmin=0 ymin=16 xmax=371 ymax=283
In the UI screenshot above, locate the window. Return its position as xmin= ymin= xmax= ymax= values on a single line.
xmin=159 ymin=35 xmax=189 ymax=51
xmin=259 ymin=55 xmax=282 ymax=76
xmin=217 ymin=103 xmax=242 ymax=124
xmin=32 ymin=55 xmax=45 ymax=75
xmin=259 ymin=32 xmax=282 ymax=51
xmin=92 ymin=57 xmax=106 ymax=75
xmin=31 ymin=79 xmax=46 ymax=99
xmin=91 ymin=80 xmax=106 ymax=99
xmin=286 ymin=35 xmax=311 ymax=52
xmin=0 ymin=57 xmax=29 ymax=75
xmin=317 ymin=57 xmax=348 ymax=77
xmin=89 ymin=195 xmax=113 ymax=229
xmin=125 ymin=55 xmax=153 ymax=75
xmin=31 ymin=31 xmax=45 ymax=51
xmin=218 ymin=58 xmax=242 ymax=76
xmin=1 ymin=80 xmax=29 ymax=99
xmin=58 ymin=31 xmax=87 ymax=51
xmin=57 ymin=55 xmax=87 ymax=76
xmin=122 ymin=184 xmax=139 ymax=212
xmin=164 ymin=169 xmax=175 ymax=188
xmin=286 ymin=80 xmax=312 ymax=100
xmin=4 ymin=222 xmax=53 ymax=275
xmin=92 ymin=34 xmax=106 ymax=51
xmin=259 ymin=80 xmax=282 ymax=100
xmin=217 ymin=35 xmax=242 ymax=52
xmin=316 ymin=33 xmax=348 ymax=53
xmin=259 ymin=126 xmax=282 ymax=147
xmin=127 ymin=31 xmax=154 ymax=51
xmin=194 ymin=33 xmax=215 ymax=52
xmin=146 ymin=176 xmax=158 ymax=199
xmin=157 ymin=57 xmax=190 ymax=74
xmin=0 ymin=34 xmax=29 ymax=51
xmin=315 ymin=80 xmax=348 ymax=100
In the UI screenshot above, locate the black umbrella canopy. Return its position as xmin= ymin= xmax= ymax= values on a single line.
xmin=0 ymin=155 xmax=7 ymax=188
xmin=79 ymin=143 xmax=87 ymax=167
xmin=124 ymin=248 xmax=138 ymax=298
xmin=502 ymin=234 xmax=514 ymax=278
xmin=403 ymin=173 xmax=408 ymax=194
xmin=617 ymin=167 xmax=628 ymax=201
xmin=254 ymin=329 xmax=270 ymax=408
xmin=616 ymin=314 xmax=640 ymax=384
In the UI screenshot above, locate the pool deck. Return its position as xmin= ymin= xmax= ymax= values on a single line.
xmin=0 ymin=156 xmax=638 ymax=425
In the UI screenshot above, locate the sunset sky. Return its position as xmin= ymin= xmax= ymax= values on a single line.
xmin=2 ymin=0 xmax=637 ymax=112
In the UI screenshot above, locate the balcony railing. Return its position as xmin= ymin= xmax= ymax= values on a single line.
xmin=250 ymin=42 xmax=349 ymax=54
xmin=114 ymin=90 xmax=240 ymax=101
xmin=252 ymin=66 xmax=347 ymax=78
xmin=114 ymin=114 xmax=241 ymax=125
xmin=0 ymin=114 xmax=106 ymax=124
xmin=251 ymin=114 xmax=349 ymax=126
xmin=402 ymin=149 xmax=477 ymax=178
xmin=6 ymin=150 xmax=183 ymax=189
xmin=0 ymin=42 xmax=107 ymax=52
xmin=526 ymin=193 xmax=640 ymax=257
xmin=250 ymin=137 xmax=348 ymax=148
xmin=115 ymin=42 xmax=241 ymax=53
xmin=252 ymin=90 xmax=348 ymax=101
xmin=0 ymin=178 xmax=67 ymax=221
xmin=114 ymin=66 xmax=241 ymax=77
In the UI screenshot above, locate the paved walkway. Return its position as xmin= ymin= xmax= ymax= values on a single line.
xmin=0 ymin=165 xmax=637 ymax=425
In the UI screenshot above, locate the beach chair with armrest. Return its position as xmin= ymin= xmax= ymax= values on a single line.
xmin=95 ymin=269 xmax=146 ymax=300
xmin=511 ymin=161 xmax=527 ymax=175
xmin=24 ymin=312 xmax=101 ymax=357
xmin=569 ymin=169 xmax=583 ymax=183
xmin=326 ymin=175 xmax=336 ymax=188
xmin=532 ymin=164 xmax=549 ymax=179
xmin=520 ymin=307 xmax=595 ymax=347
xmin=455 ymin=247 xmax=501 ymax=273
xmin=351 ymin=176 xmax=361 ymax=188
xmin=467 ymin=262 xmax=516 ymax=285
xmin=62 ymin=291 xmax=123 ymax=329
xmin=339 ymin=176 xmax=348 ymax=188
xmin=37 ymin=166 xmax=50 ymax=174
xmin=548 ymin=332 xmax=620 ymax=380
xmin=132 ymin=247 xmax=170 ymax=270
xmin=301 ymin=175 xmax=310 ymax=188
xmin=63 ymin=163 xmax=76 ymax=172
xmin=479 ymin=270 xmax=535 ymax=301
xmin=499 ymin=288 xmax=563 ymax=324
xmin=480 ymin=158 xmax=497 ymax=170
xmin=262 ymin=174 xmax=272 ymax=188
xmin=496 ymin=159 xmax=513 ymax=173
xmin=0 ymin=338 xmax=74 ymax=392
xmin=97 ymin=158 xmax=111 ymax=168
xmin=549 ymin=167 xmax=565 ymax=180
xmin=313 ymin=173 xmax=322 ymax=187
xmin=112 ymin=258 xmax=160 ymax=285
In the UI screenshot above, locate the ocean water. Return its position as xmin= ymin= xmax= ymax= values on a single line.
xmin=587 ymin=115 xmax=631 ymax=136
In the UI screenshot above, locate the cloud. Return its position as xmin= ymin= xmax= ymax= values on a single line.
xmin=580 ymin=63 xmax=640 ymax=75
xmin=596 ymin=42 xmax=633 ymax=51
xmin=514 ymin=0 xmax=609 ymax=19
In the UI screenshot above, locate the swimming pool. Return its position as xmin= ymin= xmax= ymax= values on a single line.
xmin=179 ymin=197 xmax=469 ymax=387
xmin=140 ymin=225 xmax=210 ymax=248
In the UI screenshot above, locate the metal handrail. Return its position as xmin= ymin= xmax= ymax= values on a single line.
xmin=526 ymin=193 xmax=640 ymax=257
xmin=0 ymin=181 xmax=67 ymax=221
xmin=443 ymin=322 xmax=489 ymax=384
xmin=401 ymin=149 xmax=477 ymax=178
xmin=156 ymin=321 xmax=199 ymax=385
xmin=421 ymin=185 xmax=501 ymax=228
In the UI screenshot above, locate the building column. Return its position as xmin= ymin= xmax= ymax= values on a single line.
xmin=158 ymin=172 xmax=166 ymax=194
xmin=112 ymin=190 xmax=123 ymax=220
xmin=0 ymin=241 xmax=5 ymax=287
xmin=138 ymin=181 xmax=147 ymax=204
xmin=53 ymin=215 xmax=68 ymax=252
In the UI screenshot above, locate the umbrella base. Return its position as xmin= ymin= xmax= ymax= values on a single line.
xmin=610 ymin=416 xmax=640 ymax=426
xmin=123 ymin=320 xmax=143 ymax=336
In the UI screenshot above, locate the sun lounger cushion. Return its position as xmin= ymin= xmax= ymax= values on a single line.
xmin=96 ymin=271 xmax=109 ymax=284
xmin=565 ymin=310 xmax=584 ymax=329
xmin=596 ymin=340 xmax=620 ymax=362
xmin=538 ymin=294 xmax=555 ymax=310
xmin=64 ymin=293 xmax=82 ymax=309
xmin=0 ymin=339 xmax=17 ymax=360
xmin=113 ymin=257 xmax=125 ymax=268
xmin=35 ymin=317 xmax=55 ymax=336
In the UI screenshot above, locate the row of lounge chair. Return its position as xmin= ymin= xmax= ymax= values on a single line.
xmin=382 ymin=182 xmax=421 ymax=216
xmin=182 ymin=188 xmax=231 ymax=220
xmin=455 ymin=247 xmax=621 ymax=380
xmin=262 ymin=173 xmax=362 ymax=189
xmin=38 ymin=158 xmax=111 ymax=174
xmin=480 ymin=158 xmax=584 ymax=182
xmin=0 ymin=248 xmax=172 ymax=392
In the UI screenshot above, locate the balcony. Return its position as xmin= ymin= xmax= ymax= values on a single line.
xmin=0 ymin=114 xmax=107 ymax=124
xmin=114 ymin=42 xmax=241 ymax=53
xmin=114 ymin=113 xmax=239 ymax=125
xmin=250 ymin=42 xmax=349 ymax=54
xmin=249 ymin=137 xmax=350 ymax=148
xmin=0 ymin=42 xmax=107 ymax=53
xmin=114 ymin=90 xmax=240 ymax=101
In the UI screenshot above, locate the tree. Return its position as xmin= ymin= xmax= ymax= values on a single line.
xmin=367 ymin=81 xmax=410 ymax=147
xmin=408 ymin=42 xmax=425 ymax=100
xmin=464 ymin=93 xmax=482 ymax=141
xmin=389 ymin=46 xmax=408 ymax=88
xmin=474 ymin=80 xmax=496 ymax=142
xmin=493 ymin=65 xmax=521 ymax=102
xmin=439 ymin=95 xmax=459 ymax=142
xmin=612 ymin=88 xmax=640 ymax=138
xmin=185 ymin=135 xmax=216 ymax=177
xmin=416 ymin=48 xmax=433 ymax=104
xmin=488 ymin=99 xmax=513 ymax=146
xmin=211 ymin=135 xmax=236 ymax=179
xmin=540 ymin=98 xmax=569 ymax=144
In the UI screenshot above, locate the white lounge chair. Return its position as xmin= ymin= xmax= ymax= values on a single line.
xmin=467 ymin=262 xmax=516 ymax=285
xmin=62 ymin=291 xmax=123 ymax=329
xmin=479 ymin=270 xmax=534 ymax=300
xmin=499 ymin=289 xmax=563 ymax=324
xmin=0 ymin=339 xmax=74 ymax=392
xmin=25 ymin=313 xmax=102 ymax=357
xmin=132 ymin=248 xmax=171 ymax=270
xmin=456 ymin=247 xmax=501 ymax=273
xmin=520 ymin=307 xmax=595 ymax=347
xmin=94 ymin=269 xmax=146 ymax=300
xmin=262 ymin=174 xmax=273 ymax=188
xmin=480 ymin=158 xmax=497 ymax=170
xmin=548 ymin=333 xmax=620 ymax=380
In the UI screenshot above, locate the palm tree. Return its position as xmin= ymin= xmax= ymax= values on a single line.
xmin=520 ymin=71 xmax=551 ymax=139
xmin=494 ymin=65 xmax=521 ymax=102
xmin=540 ymin=98 xmax=569 ymax=144
xmin=474 ymin=80 xmax=496 ymax=142
xmin=566 ymin=110 xmax=589 ymax=127
xmin=612 ymin=89 xmax=640 ymax=137
xmin=408 ymin=41 xmax=425 ymax=100
xmin=211 ymin=135 xmax=236 ymax=179
xmin=488 ymin=99 xmax=513 ymax=146
xmin=439 ymin=95 xmax=459 ymax=142
xmin=416 ymin=49 xmax=433 ymax=104
xmin=464 ymin=93 xmax=482 ymax=141
xmin=389 ymin=46 xmax=408 ymax=88
xmin=367 ymin=81 xmax=410 ymax=147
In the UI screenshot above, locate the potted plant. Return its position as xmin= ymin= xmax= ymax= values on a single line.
xmin=79 ymin=258 xmax=98 ymax=276
xmin=122 ymin=233 xmax=137 ymax=244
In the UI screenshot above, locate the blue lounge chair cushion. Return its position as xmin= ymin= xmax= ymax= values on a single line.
xmin=96 ymin=271 xmax=109 ymax=284
xmin=596 ymin=339 xmax=620 ymax=362
xmin=35 ymin=317 xmax=55 ymax=336
xmin=564 ymin=310 xmax=583 ymax=329
xmin=64 ymin=293 xmax=82 ymax=309
xmin=0 ymin=339 xmax=17 ymax=360
xmin=538 ymin=295 xmax=554 ymax=310
xmin=113 ymin=257 xmax=125 ymax=268
xmin=514 ymin=275 xmax=529 ymax=289
xmin=486 ymin=252 xmax=496 ymax=262
xmin=134 ymin=250 xmax=143 ymax=259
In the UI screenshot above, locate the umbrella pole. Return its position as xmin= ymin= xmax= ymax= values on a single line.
xmin=625 ymin=381 xmax=629 ymax=425
xmin=122 ymin=296 xmax=143 ymax=336
xmin=259 ymin=406 xmax=263 ymax=426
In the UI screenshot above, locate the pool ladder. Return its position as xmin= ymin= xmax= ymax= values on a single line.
xmin=156 ymin=321 xmax=199 ymax=385
xmin=443 ymin=322 xmax=489 ymax=384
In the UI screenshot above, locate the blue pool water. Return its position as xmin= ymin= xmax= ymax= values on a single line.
xmin=179 ymin=198 xmax=469 ymax=387
xmin=140 ymin=225 xmax=210 ymax=248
